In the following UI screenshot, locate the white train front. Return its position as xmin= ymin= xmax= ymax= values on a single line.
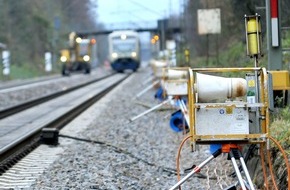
xmin=108 ymin=30 xmax=141 ymax=72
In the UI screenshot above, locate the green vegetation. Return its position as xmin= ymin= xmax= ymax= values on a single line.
xmin=0 ymin=0 xmax=102 ymax=80
xmin=7 ymin=62 xmax=57 ymax=80
xmin=269 ymin=106 xmax=290 ymax=189
xmin=190 ymin=40 xmax=261 ymax=68
xmin=270 ymin=106 xmax=290 ymax=149
xmin=282 ymin=31 xmax=290 ymax=68
xmin=181 ymin=0 xmax=290 ymax=69
xmin=188 ymin=39 xmax=269 ymax=78
xmin=6 ymin=64 xmax=41 ymax=80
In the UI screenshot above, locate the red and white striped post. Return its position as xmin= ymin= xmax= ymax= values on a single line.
xmin=271 ymin=0 xmax=279 ymax=47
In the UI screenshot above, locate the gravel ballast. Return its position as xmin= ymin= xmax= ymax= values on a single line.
xmin=28 ymin=66 xmax=237 ymax=190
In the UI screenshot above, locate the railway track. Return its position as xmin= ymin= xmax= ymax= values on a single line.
xmin=0 ymin=73 xmax=114 ymax=119
xmin=0 ymin=73 xmax=129 ymax=179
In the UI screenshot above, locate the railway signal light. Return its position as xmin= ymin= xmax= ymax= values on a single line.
xmin=153 ymin=35 xmax=159 ymax=41
xmin=90 ymin=38 xmax=96 ymax=44
xmin=151 ymin=35 xmax=159 ymax=44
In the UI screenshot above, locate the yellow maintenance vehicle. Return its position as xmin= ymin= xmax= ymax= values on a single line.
xmin=60 ymin=32 xmax=96 ymax=76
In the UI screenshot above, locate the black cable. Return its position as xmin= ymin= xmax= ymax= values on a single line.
xmin=58 ymin=134 xmax=177 ymax=176
xmin=59 ymin=134 xmax=105 ymax=145
xmin=59 ymin=134 xmax=223 ymax=180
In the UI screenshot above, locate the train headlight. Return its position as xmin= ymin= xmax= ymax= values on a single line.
xmin=60 ymin=56 xmax=67 ymax=62
xmin=131 ymin=52 xmax=137 ymax=57
xmin=76 ymin=37 xmax=82 ymax=43
xmin=112 ymin=52 xmax=118 ymax=59
xmin=83 ymin=55 xmax=90 ymax=62
xmin=121 ymin=34 xmax=127 ymax=40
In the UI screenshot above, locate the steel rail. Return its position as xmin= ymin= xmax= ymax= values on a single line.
xmin=0 ymin=74 xmax=114 ymax=119
xmin=0 ymin=73 xmax=129 ymax=174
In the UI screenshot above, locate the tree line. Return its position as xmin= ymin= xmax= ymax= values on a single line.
xmin=0 ymin=0 xmax=101 ymax=74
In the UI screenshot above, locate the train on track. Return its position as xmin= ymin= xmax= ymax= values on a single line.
xmin=60 ymin=32 xmax=96 ymax=76
xmin=108 ymin=30 xmax=141 ymax=72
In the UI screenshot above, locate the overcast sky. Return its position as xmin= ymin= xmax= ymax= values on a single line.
xmin=95 ymin=0 xmax=182 ymax=28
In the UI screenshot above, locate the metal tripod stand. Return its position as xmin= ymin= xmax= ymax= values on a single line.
xmin=169 ymin=144 xmax=256 ymax=190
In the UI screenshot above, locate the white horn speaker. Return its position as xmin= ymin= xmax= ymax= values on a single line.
xmin=164 ymin=69 xmax=188 ymax=80
xmin=152 ymin=60 xmax=167 ymax=68
xmin=196 ymin=73 xmax=247 ymax=103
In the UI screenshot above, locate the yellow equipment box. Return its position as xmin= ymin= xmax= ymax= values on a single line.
xmin=270 ymin=70 xmax=290 ymax=90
